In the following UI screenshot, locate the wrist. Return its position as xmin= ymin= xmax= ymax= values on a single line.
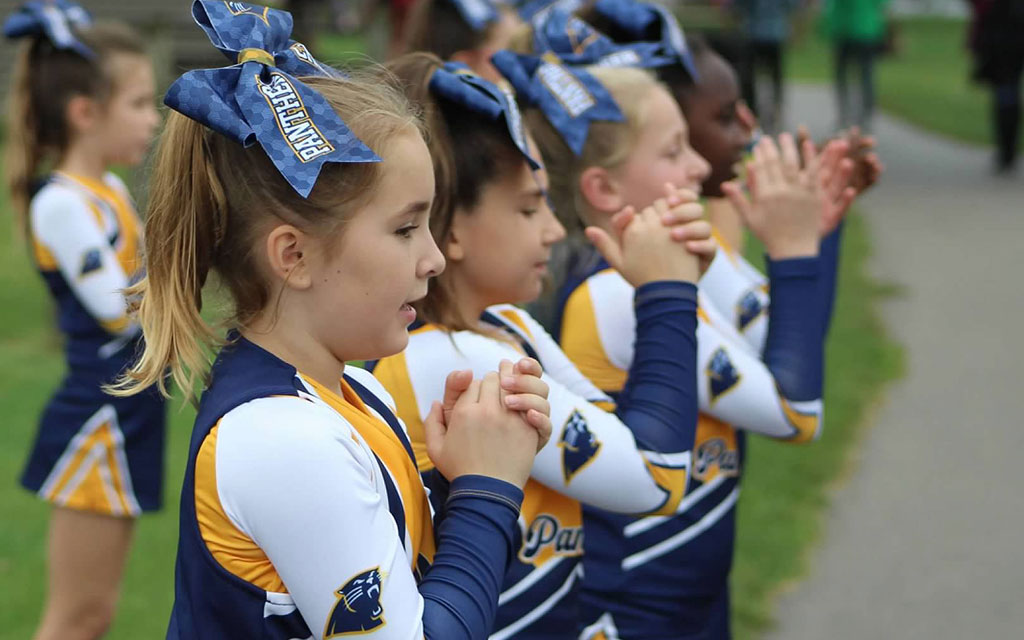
xmin=764 ymin=236 xmax=819 ymax=260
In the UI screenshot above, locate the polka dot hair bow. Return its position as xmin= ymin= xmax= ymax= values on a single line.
xmin=491 ymin=49 xmax=623 ymax=156
xmin=164 ymin=1 xmax=379 ymax=198
xmin=3 ymin=0 xmax=94 ymax=59
xmin=429 ymin=62 xmax=540 ymax=169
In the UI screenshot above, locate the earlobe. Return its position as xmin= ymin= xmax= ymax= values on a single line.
xmin=265 ymin=225 xmax=312 ymax=289
xmin=579 ymin=166 xmax=624 ymax=215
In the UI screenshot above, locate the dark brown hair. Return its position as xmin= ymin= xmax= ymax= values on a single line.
xmin=404 ymin=0 xmax=509 ymax=60
xmin=388 ymin=52 xmax=528 ymax=330
xmin=4 ymin=21 xmax=146 ymax=232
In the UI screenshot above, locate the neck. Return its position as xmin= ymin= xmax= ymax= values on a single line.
xmin=585 ymin=205 xmax=616 ymax=237
xmin=242 ymin=312 xmax=345 ymax=397
xmin=57 ymin=141 xmax=109 ymax=182
xmin=444 ymin=268 xmax=491 ymax=330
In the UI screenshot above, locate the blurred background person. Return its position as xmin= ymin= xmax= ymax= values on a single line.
xmin=966 ymin=0 xmax=1024 ymax=173
xmin=733 ymin=0 xmax=801 ymax=133
xmin=822 ymin=0 xmax=891 ymax=132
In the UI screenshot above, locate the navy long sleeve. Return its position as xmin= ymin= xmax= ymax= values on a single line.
xmin=818 ymin=221 xmax=845 ymax=338
xmin=613 ymin=281 xmax=700 ymax=452
xmin=764 ymin=255 xmax=825 ymax=401
xmin=420 ymin=474 xmax=524 ymax=639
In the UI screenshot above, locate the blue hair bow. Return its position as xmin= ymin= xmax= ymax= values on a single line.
xmin=164 ymin=1 xmax=378 ymax=198
xmin=430 ymin=62 xmax=540 ymax=169
xmin=447 ymin=0 xmax=500 ymax=31
xmin=516 ymin=0 xmax=582 ymax=22
xmin=531 ymin=6 xmax=671 ymax=69
xmin=3 ymin=0 xmax=94 ymax=58
xmin=492 ymin=50 xmax=623 ymax=156
xmin=592 ymin=0 xmax=697 ymax=79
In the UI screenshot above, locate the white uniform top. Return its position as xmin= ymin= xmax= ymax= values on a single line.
xmin=560 ymin=268 xmax=822 ymax=442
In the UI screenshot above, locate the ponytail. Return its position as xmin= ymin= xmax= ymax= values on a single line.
xmin=4 ymin=42 xmax=41 ymax=233
xmin=111 ymin=115 xmax=225 ymax=401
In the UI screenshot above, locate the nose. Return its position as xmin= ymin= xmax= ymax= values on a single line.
xmin=420 ymin=233 xmax=446 ymax=279
xmin=690 ymin=149 xmax=712 ymax=184
xmin=542 ymin=203 xmax=566 ymax=245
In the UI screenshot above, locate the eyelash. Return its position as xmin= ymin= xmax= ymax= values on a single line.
xmin=521 ymin=208 xmax=538 ymax=217
xmin=396 ymin=224 xmax=419 ymax=238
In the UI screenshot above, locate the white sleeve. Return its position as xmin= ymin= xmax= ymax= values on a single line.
xmin=699 ymin=249 xmax=769 ymax=354
xmin=31 ymin=186 xmax=133 ymax=334
xmin=215 ymin=398 xmax=427 ymax=639
xmin=494 ymin=306 xmax=612 ymax=404
xmin=696 ymin=300 xmax=822 ymax=442
xmin=450 ymin=319 xmax=689 ymax=516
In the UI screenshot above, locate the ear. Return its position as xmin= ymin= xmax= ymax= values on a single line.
xmin=264 ymin=224 xmax=313 ymax=290
xmin=579 ymin=166 xmax=625 ymax=215
xmin=444 ymin=212 xmax=468 ymax=263
xmin=65 ymin=94 xmax=99 ymax=136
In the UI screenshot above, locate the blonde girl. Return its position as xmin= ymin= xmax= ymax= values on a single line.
xmin=3 ymin=2 xmax=161 ymax=637
xmin=113 ymin=3 xmax=550 ymax=638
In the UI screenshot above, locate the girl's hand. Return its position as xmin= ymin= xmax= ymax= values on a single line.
xmin=423 ymin=366 xmax=549 ymax=488
xmin=721 ymin=134 xmax=821 ymax=259
xmin=498 ymin=358 xmax=552 ymax=453
xmin=817 ymin=138 xmax=857 ymax=235
xmin=835 ymin=126 xmax=884 ymax=195
xmin=585 ymin=195 xmax=710 ymax=286
xmin=655 ymin=183 xmax=718 ymax=275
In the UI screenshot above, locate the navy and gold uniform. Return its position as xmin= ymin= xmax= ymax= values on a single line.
xmin=169 ymin=335 xmax=526 ymax=639
xmin=372 ymin=285 xmax=701 ymax=640
xmin=20 ymin=172 xmax=165 ymax=516
xmin=558 ymin=251 xmax=826 ymax=639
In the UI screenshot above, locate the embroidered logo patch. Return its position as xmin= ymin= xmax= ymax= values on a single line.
xmin=707 ymin=347 xmax=741 ymax=403
xmin=559 ymin=409 xmax=601 ymax=482
xmin=324 ymin=568 xmax=385 ymax=637
xmin=78 ymin=248 xmax=102 ymax=277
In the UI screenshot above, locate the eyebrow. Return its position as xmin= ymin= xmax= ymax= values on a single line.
xmin=521 ymin=187 xmax=546 ymax=199
xmin=395 ymin=201 xmax=431 ymax=217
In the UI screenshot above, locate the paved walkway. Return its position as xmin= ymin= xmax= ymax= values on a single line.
xmin=764 ymin=85 xmax=1024 ymax=639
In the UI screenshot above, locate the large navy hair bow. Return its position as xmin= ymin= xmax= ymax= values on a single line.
xmin=447 ymin=0 xmax=500 ymax=31
xmin=430 ymin=62 xmax=540 ymax=169
xmin=3 ymin=0 xmax=94 ymax=58
xmin=492 ymin=50 xmax=623 ymax=156
xmin=531 ymin=6 xmax=671 ymax=70
xmin=592 ymin=0 xmax=697 ymax=79
xmin=516 ymin=0 xmax=582 ymax=23
xmin=164 ymin=1 xmax=378 ymax=197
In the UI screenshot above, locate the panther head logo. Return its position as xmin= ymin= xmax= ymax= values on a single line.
xmin=559 ymin=409 xmax=601 ymax=482
xmin=737 ymin=290 xmax=765 ymax=331
xmin=324 ymin=568 xmax=385 ymax=637
xmin=707 ymin=347 xmax=741 ymax=403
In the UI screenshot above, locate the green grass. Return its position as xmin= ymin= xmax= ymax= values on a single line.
xmin=730 ymin=212 xmax=904 ymax=639
xmin=786 ymin=16 xmax=991 ymax=146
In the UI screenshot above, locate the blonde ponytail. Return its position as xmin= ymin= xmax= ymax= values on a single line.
xmin=112 ymin=115 xmax=225 ymax=401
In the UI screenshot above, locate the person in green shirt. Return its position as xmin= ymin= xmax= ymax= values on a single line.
xmin=821 ymin=0 xmax=891 ymax=131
